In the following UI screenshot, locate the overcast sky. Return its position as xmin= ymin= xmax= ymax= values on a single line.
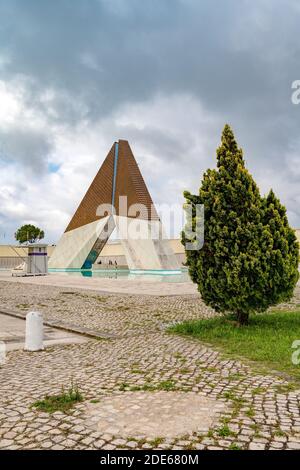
xmin=1 ymin=0 xmax=300 ymax=244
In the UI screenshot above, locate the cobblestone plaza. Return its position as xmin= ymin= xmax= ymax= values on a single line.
xmin=0 ymin=278 xmax=300 ymax=450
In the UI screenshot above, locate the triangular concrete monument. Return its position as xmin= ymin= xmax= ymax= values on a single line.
xmin=49 ymin=140 xmax=179 ymax=271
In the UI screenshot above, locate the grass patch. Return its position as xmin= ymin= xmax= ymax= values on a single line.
xmin=169 ymin=311 xmax=300 ymax=381
xmin=216 ymin=424 xmax=235 ymax=437
xmin=31 ymin=384 xmax=83 ymax=413
xmin=245 ymin=406 xmax=255 ymax=418
xmin=229 ymin=443 xmax=242 ymax=450
xmin=206 ymin=367 xmax=218 ymax=373
xmin=16 ymin=303 xmax=30 ymax=309
xmin=129 ymin=386 xmax=144 ymax=392
xmin=222 ymin=390 xmax=245 ymax=404
xmin=227 ymin=373 xmax=245 ymax=381
xmin=120 ymin=380 xmax=177 ymax=393
xmin=174 ymin=352 xmax=185 ymax=360
xmin=148 ymin=437 xmax=165 ymax=447
xmin=274 ymin=383 xmax=298 ymax=393
xmin=273 ymin=429 xmax=287 ymax=437
xmin=178 ymin=368 xmax=191 ymax=375
xmin=131 ymin=368 xmax=143 ymax=374
xmin=119 ymin=382 xmax=130 ymax=391
xmin=157 ymin=380 xmax=176 ymax=391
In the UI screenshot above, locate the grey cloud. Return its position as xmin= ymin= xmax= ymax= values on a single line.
xmin=0 ymin=128 xmax=52 ymax=174
xmin=0 ymin=0 xmax=298 ymax=127
xmin=1 ymin=0 xmax=293 ymax=121
xmin=0 ymin=0 xmax=300 ymax=228
xmin=116 ymin=125 xmax=189 ymax=163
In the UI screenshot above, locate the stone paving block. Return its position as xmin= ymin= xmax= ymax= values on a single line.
xmin=286 ymin=441 xmax=300 ymax=450
xmin=248 ymin=442 xmax=266 ymax=450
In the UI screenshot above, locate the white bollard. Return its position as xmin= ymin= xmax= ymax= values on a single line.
xmin=25 ymin=312 xmax=44 ymax=351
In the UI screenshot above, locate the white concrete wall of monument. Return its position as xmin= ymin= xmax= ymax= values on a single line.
xmin=94 ymin=238 xmax=185 ymax=258
xmin=114 ymin=216 xmax=180 ymax=271
xmin=48 ymin=217 xmax=111 ymax=270
xmin=49 ymin=215 xmax=180 ymax=271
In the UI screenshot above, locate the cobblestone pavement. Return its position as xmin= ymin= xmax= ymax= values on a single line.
xmin=84 ymin=391 xmax=226 ymax=439
xmin=0 ymin=281 xmax=216 ymax=337
xmin=0 ymin=271 xmax=198 ymax=296
xmin=0 ymin=281 xmax=300 ymax=450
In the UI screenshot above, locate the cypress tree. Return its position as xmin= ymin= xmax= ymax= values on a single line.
xmin=183 ymin=125 xmax=299 ymax=325
xmin=261 ymin=189 xmax=299 ymax=305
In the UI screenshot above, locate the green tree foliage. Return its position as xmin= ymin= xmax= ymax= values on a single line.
xmin=15 ymin=224 xmax=45 ymax=244
xmin=183 ymin=125 xmax=299 ymax=325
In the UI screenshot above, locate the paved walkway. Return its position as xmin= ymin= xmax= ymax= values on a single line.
xmin=0 ymin=281 xmax=300 ymax=450
xmin=84 ymin=391 xmax=226 ymax=439
xmin=0 ymin=271 xmax=197 ymax=296
xmin=0 ymin=313 xmax=87 ymax=351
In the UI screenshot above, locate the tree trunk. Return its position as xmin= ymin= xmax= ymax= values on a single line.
xmin=237 ymin=312 xmax=249 ymax=326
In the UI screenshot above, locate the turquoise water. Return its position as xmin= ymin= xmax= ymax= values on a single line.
xmin=48 ymin=269 xmax=189 ymax=283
